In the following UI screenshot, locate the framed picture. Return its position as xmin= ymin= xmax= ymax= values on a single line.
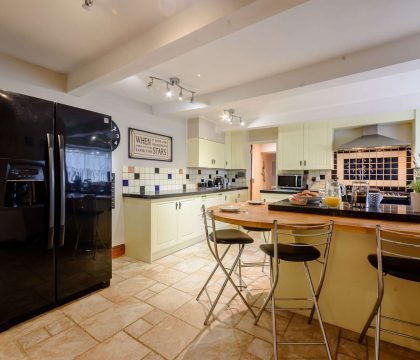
xmin=128 ymin=128 xmax=173 ymax=162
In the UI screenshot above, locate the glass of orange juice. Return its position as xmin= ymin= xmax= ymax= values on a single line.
xmin=323 ymin=196 xmax=341 ymax=208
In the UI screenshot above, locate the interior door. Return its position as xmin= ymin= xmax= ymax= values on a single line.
xmin=0 ymin=90 xmax=55 ymax=328
xmin=55 ymin=104 xmax=112 ymax=301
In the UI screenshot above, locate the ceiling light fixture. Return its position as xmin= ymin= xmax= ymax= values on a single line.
xmin=146 ymin=76 xmax=195 ymax=103
xmin=82 ymin=0 xmax=94 ymax=10
xmin=222 ymin=109 xmax=245 ymax=127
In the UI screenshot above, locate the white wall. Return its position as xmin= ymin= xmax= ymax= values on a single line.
xmin=0 ymin=54 xmax=187 ymax=246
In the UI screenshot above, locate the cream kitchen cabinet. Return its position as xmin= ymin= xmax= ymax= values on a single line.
xmin=260 ymin=192 xmax=290 ymax=203
xmin=225 ymin=131 xmax=247 ymax=169
xmin=277 ymin=122 xmax=333 ymax=171
xmin=123 ymin=189 xmax=247 ymax=262
xmin=187 ymin=138 xmax=225 ymax=168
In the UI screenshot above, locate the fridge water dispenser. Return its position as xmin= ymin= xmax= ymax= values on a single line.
xmin=4 ymin=162 xmax=46 ymax=207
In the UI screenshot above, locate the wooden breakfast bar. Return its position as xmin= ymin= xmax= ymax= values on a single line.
xmin=208 ymin=201 xmax=420 ymax=352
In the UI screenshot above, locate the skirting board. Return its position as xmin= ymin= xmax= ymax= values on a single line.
xmin=112 ymin=244 xmax=125 ymax=259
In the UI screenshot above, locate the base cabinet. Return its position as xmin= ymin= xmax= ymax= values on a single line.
xmin=124 ymin=189 xmax=248 ymax=262
xmin=260 ymin=192 xmax=290 ymax=203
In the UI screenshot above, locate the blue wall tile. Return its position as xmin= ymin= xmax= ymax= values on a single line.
xmin=123 ymin=179 xmax=128 ymax=186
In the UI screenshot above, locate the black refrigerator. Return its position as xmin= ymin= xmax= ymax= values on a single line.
xmin=0 ymin=90 xmax=112 ymax=331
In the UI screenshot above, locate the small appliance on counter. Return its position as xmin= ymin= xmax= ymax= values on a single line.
xmin=214 ymin=176 xmax=224 ymax=187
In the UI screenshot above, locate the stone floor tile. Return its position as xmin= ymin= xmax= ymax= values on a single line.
xmin=62 ymin=294 xmax=113 ymax=324
xmin=100 ymin=274 xmax=156 ymax=303
xmin=76 ymin=331 xmax=150 ymax=360
xmin=148 ymin=282 xmax=168 ymax=293
xmin=171 ymin=257 xmax=210 ymax=274
xmin=173 ymin=298 xmax=211 ymax=329
xmin=46 ymin=315 xmax=75 ymax=336
xmin=235 ymin=310 xmax=290 ymax=343
xmin=247 ymin=337 xmax=273 ymax=360
xmin=110 ymin=273 xmax=125 ymax=285
xmin=172 ymin=270 xmax=220 ymax=295
xmin=25 ymin=326 xmax=97 ymax=360
xmin=112 ymin=261 xmax=151 ymax=278
xmin=143 ymin=352 xmax=166 ymax=360
xmin=338 ymin=337 xmax=367 ymax=359
xmin=80 ymin=297 xmax=153 ymax=341
xmin=142 ymin=267 xmax=189 ymax=286
xmin=337 ymin=354 xmax=360 ymax=360
xmin=18 ymin=327 xmax=50 ymax=350
xmin=124 ymin=318 xmax=153 ymax=339
xmin=142 ymin=308 xmax=169 ymax=326
xmin=146 ymin=287 xmax=192 ymax=313
xmin=139 ymin=316 xmax=200 ymax=360
xmin=135 ymin=288 xmax=156 ymax=301
xmin=178 ymin=324 xmax=253 ymax=360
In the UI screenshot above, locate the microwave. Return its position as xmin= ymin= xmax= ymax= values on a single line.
xmin=277 ymin=174 xmax=306 ymax=189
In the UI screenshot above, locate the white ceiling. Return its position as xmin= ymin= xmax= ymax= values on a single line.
xmin=107 ymin=0 xmax=420 ymax=104
xmin=0 ymin=0 xmax=195 ymax=73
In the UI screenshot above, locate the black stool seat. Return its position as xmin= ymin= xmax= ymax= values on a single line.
xmin=243 ymin=226 xmax=269 ymax=232
xmin=368 ymin=254 xmax=420 ymax=283
xmin=260 ymin=243 xmax=321 ymax=262
xmin=210 ymin=229 xmax=254 ymax=245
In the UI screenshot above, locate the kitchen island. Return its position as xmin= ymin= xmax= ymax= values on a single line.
xmin=209 ymin=201 xmax=420 ymax=351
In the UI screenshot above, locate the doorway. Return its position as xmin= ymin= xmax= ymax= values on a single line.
xmin=250 ymin=143 xmax=276 ymax=200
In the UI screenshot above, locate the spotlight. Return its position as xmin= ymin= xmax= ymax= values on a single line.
xmin=82 ymin=0 xmax=94 ymax=10
xmin=240 ymin=119 xmax=245 ymax=126
xmin=178 ymin=89 xmax=183 ymax=101
xmin=165 ymin=84 xmax=173 ymax=98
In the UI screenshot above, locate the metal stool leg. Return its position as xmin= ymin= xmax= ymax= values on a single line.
xmin=196 ymin=245 xmax=231 ymax=301
xmin=303 ymin=262 xmax=332 ymax=360
xmin=375 ymin=305 xmax=381 ymax=360
xmin=270 ymin=261 xmax=278 ymax=360
xmin=255 ymin=258 xmax=279 ymax=325
xmin=262 ymin=232 xmax=268 ymax=273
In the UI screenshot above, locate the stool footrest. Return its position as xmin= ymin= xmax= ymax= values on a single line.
xmin=241 ymin=261 xmax=270 ymax=267
xmin=277 ymin=342 xmax=326 ymax=346
xmin=382 ymin=315 xmax=420 ymax=328
xmin=380 ymin=328 xmax=420 ymax=341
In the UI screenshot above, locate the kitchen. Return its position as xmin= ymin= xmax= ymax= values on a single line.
xmin=1 ymin=1 xmax=420 ymax=360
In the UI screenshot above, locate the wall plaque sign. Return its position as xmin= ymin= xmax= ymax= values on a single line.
xmin=128 ymin=128 xmax=172 ymax=162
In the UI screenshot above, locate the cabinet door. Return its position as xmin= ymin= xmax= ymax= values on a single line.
xmin=231 ymin=131 xmax=247 ymax=169
xmin=303 ymin=122 xmax=333 ymax=170
xmin=154 ymin=201 xmax=178 ymax=251
xmin=178 ymin=198 xmax=202 ymax=243
xmin=213 ymin=142 xmax=225 ymax=169
xmin=238 ymin=189 xmax=248 ymax=202
xmin=261 ymin=193 xmax=290 ymax=203
xmin=225 ymin=132 xmax=232 ymax=169
xmin=277 ymin=124 xmax=304 ymax=171
xmin=198 ymin=139 xmax=212 ymax=168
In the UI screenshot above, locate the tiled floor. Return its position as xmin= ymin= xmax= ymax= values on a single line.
xmin=1 ymin=236 xmax=419 ymax=360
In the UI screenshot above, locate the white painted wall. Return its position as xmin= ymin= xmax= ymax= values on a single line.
xmin=0 ymin=54 xmax=187 ymax=246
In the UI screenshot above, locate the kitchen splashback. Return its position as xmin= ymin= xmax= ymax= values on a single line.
xmin=122 ymin=166 xmax=247 ymax=194
xmin=332 ymin=146 xmax=413 ymax=190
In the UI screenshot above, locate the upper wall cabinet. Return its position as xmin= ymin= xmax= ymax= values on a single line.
xmin=225 ymin=131 xmax=248 ymax=169
xmin=277 ymin=122 xmax=333 ymax=171
xmin=187 ymin=138 xmax=225 ymax=168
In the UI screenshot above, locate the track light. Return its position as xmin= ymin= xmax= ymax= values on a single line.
xmin=222 ymin=109 xmax=245 ymax=126
xmin=165 ymin=83 xmax=173 ymax=98
xmin=146 ymin=76 xmax=195 ymax=103
xmin=82 ymin=0 xmax=94 ymax=10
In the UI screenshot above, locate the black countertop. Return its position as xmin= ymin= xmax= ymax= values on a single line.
xmin=123 ymin=186 xmax=248 ymax=199
xmin=260 ymin=188 xmax=301 ymax=194
xmin=268 ymin=199 xmax=420 ymax=223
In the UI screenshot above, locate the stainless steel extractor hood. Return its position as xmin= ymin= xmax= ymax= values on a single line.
xmin=336 ymin=125 xmax=410 ymax=150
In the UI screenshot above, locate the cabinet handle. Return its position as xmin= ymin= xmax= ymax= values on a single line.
xmin=300 ymin=160 xmax=302 ymax=166
xmin=179 ymin=201 xmax=182 ymax=209
xmin=176 ymin=202 xmax=178 ymax=210
xmin=304 ymin=160 xmax=307 ymax=166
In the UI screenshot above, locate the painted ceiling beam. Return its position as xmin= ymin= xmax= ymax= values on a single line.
xmin=152 ymin=32 xmax=420 ymax=117
xmin=67 ymin=0 xmax=308 ymax=95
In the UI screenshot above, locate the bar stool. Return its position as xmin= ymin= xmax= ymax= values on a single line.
xmin=255 ymin=220 xmax=334 ymax=360
xmin=242 ymin=226 xmax=271 ymax=273
xmin=196 ymin=205 xmax=256 ymax=325
xmin=358 ymin=226 xmax=420 ymax=360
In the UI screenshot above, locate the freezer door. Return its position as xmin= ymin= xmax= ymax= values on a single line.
xmin=55 ymin=103 xmax=112 ymax=301
xmin=0 ymin=90 xmax=55 ymax=329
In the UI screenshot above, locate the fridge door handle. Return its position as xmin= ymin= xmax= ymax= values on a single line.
xmin=58 ymin=134 xmax=66 ymax=246
xmin=47 ymin=133 xmax=55 ymax=249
